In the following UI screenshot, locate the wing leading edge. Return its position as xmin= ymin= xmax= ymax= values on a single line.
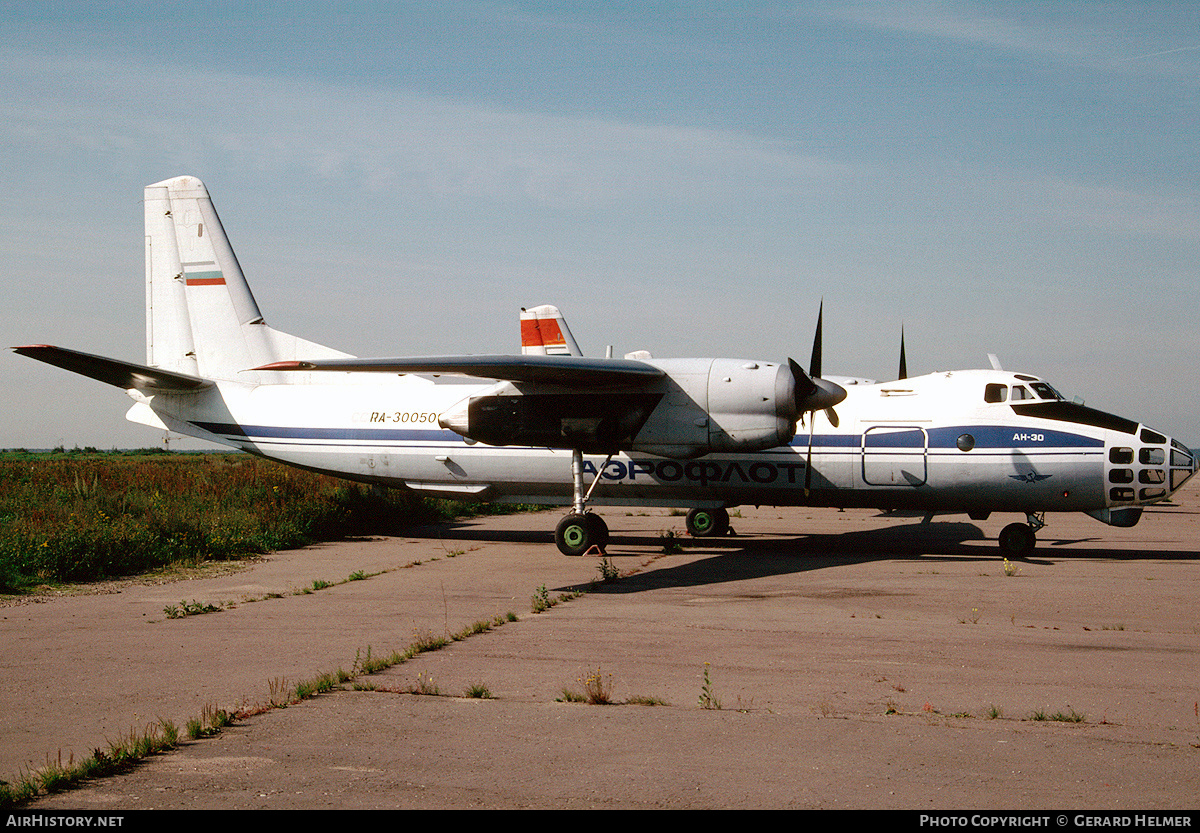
xmin=255 ymin=354 xmax=664 ymax=387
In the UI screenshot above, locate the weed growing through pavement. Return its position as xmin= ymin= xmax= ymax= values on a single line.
xmin=1029 ymin=706 xmax=1086 ymax=723
xmin=268 ymin=677 xmax=291 ymax=707
xmin=958 ymin=608 xmax=981 ymax=624
xmin=698 ymin=662 xmax=721 ymax=710
xmin=1049 ymin=707 xmax=1087 ymax=723
xmin=465 ymin=682 xmax=493 ymax=699
xmin=409 ymin=629 xmax=449 ymax=656
xmin=162 ymin=568 xmax=388 ymax=616
xmin=163 ymin=599 xmax=223 ymax=618
xmin=531 ymin=584 xmax=581 ymax=613
xmin=411 ymin=671 xmax=440 ymax=696
xmin=597 ymin=556 xmax=620 ymax=582
xmin=3 ymin=592 xmax=524 ymax=808
xmin=186 ymin=704 xmax=232 ymax=740
xmin=578 ymin=668 xmax=614 ymax=704
xmin=0 ymin=718 xmax=184 ymax=806
xmin=1003 ymin=557 xmax=1020 ymax=577
xmin=659 ymin=529 xmax=683 ymax=554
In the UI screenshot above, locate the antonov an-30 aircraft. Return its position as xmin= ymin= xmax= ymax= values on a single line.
xmin=15 ymin=176 xmax=1198 ymax=557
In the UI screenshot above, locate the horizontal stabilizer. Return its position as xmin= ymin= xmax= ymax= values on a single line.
xmin=13 ymin=345 xmax=213 ymax=393
xmin=255 ymin=354 xmax=663 ymax=387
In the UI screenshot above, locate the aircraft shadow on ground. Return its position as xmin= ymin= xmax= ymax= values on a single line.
xmin=401 ymin=518 xmax=1198 ymax=595
xmin=589 ymin=522 xmax=992 ymax=593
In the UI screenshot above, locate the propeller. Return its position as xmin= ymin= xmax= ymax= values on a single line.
xmin=786 ymin=302 xmax=847 ymax=496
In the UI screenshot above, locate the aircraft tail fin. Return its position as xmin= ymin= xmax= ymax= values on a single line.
xmin=520 ymin=305 xmax=583 ymax=356
xmin=143 ymin=176 xmax=350 ymax=381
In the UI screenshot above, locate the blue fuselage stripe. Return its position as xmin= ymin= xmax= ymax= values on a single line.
xmin=195 ymin=421 xmax=1102 ymax=452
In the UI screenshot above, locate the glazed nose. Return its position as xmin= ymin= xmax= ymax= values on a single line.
xmin=1166 ymin=437 xmax=1197 ymax=494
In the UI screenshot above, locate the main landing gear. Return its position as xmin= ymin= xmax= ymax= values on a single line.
xmin=685 ymin=506 xmax=731 ymax=538
xmin=554 ymin=512 xmax=609 ymax=557
xmin=554 ymin=449 xmax=611 ymax=556
xmin=998 ymin=512 xmax=1044 ymax=558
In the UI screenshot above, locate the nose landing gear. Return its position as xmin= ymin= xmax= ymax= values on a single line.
xmin=998 ymin=512 xmax=1044 ymax=558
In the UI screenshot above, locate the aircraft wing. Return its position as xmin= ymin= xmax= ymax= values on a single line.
xmin=255 ymin=354 xmax=664 ymax=387
xmin=13 ymin=345 xmax=213 ymax=393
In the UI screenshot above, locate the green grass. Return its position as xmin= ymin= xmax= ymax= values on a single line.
xmin=0 ymin=449 xmax=543 ymax=592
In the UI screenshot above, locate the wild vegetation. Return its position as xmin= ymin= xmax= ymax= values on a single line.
xmin=0 ymin=448 xmax=534 ymax=593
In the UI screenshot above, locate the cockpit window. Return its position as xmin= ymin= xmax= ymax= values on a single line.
xmin=1029 ymin=382 xmax=1062 ymax=400
xmin=1011 ymin=385 xmax=1033 ymax=401
xmin=984 ymin=383 xmax=1007 ymax=403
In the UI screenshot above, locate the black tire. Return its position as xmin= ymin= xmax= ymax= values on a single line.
xmin=555 ymin=513 xmax=607 ymax=556
xmin=584 ymin=513 xmax=609 ymax=550
xmin=998 ymin=522 xmax=1036 ymax=558
xmin=686 ymin=507 xmax=730 ymax=538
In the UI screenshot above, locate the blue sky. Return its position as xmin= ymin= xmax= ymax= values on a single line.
xmin=2 ymin=1 xmax=1197 ymax=449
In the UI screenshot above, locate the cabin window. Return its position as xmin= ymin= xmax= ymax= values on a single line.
xmin=1108 ymin=469 xmax=1133 ymax=484
xmin=956 ymin=433 xmax=975 ymax=452
xmin=984 ymin=384 xmax=1007 ymax=403
xmin=1139 ymin=448 xmax=1164 ymax=466
xmin=1109 ymin=447 xmax=1134 ymax=464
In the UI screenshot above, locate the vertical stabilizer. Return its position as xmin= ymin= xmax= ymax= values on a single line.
xmin=520 ymin=305 xmax=583 ymax=356
xmin=144 ymin=176 xmax=350 ymax=380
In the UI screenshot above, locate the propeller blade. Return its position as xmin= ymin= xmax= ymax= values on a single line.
xmin=809 ymin=300 xmax=823 ymax=379
xmin=824 ymin=407 xmax=839 ymax=428
xmin=804 ymin=415 xmax=814 ymax=496
xmin=898 ymin=326 xmax=908 ymax=381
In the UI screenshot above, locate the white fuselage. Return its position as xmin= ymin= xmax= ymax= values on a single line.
xmin=140 ymin=366 xmax=1195 ymax=518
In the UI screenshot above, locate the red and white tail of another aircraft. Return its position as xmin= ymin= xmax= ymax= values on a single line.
xmin=520 ymin=305 xmax=582 ymax=356
xmin=13 ymin=176 xmax=1197 ymax=557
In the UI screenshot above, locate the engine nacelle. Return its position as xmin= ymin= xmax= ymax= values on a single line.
xmin=628 ymin=358 xmax=800 ymax=458
xmin=438 ymin=358 xmax=824 ymax=460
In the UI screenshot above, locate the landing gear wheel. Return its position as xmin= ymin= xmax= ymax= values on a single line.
xmin=555 ymin=513 xmax=608 ymax=556
xmin=585 ymin=513 xmax=609 ymax=550
xmin=998 ymin=522 xmax=1036 ymax=558
xmin=686 ymin=507 xmax=730 ymax=538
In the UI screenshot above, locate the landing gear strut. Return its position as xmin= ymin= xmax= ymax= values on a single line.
xmin=998 ymin=512 xmax=1044 ymax=558
xmin=685 ymin=507 xmax=730 ymax=538
xmin=554 ymin=449 xmax=611 ymax=556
